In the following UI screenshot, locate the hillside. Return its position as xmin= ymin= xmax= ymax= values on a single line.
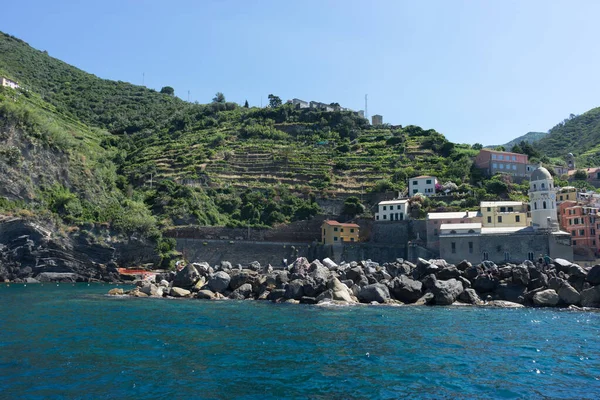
xmin=0 ymin=30 xmax=531 ymax=246
xmin=488 ymin=131 xmax=547 ymax=150
xmin=534 ymin=108 xmax=600 ymax=166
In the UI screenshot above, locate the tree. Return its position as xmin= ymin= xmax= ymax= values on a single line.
xmin=268 ymin=94 xmax=282 ymax=108
xmin=243 ymin=100 xmax=249 ymax=108
xmin=212 ymin=92 xmax=226 ymax=103
xmin=574 ymin=170 xmax=588 ymax=180
xmin=342 ymin=196 xmax=365 ymax=216
xmin=472 ymin=143 xmax=483 ymax=150
xmin=160 ymin=86 xmax=174 ymax=96
xmin=495 ymin=146 xmax=505 ymax=152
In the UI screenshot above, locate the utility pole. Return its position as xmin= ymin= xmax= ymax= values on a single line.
xmin=365 ymin=94 xmax=368 ymax=120
xmin=142 ymin=72 xmax=145 ymax=86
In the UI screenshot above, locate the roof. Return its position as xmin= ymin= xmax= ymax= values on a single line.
xmin=427 ymin=211 xmax=479 ymax=220
xmin=412 ymin=175 xmax=436 ymax=180
xmin=481 ymin=226 xmax=533 ymax=235
xmin=322 ymin=220 xmax=359 ymax=228
xmin=440 ymin=223 xmax=482 ymax=230
xmin=378 ymin=199 xmax=409 ymax=205
xmin=568 ymin=167 xmax=600 ymax=176
xmin=530 ymin=165 xmax=552 ymax=181
xmin=479 ymin=149 xmax=523 ymax=156
xmin=480 ymin=201 xmax=525 ymax=207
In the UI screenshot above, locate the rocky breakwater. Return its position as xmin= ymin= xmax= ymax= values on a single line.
xmin=0 ymin=216 xmax=158 ymax=283
xmin=113 ymin=256 xmax=600 ymax=309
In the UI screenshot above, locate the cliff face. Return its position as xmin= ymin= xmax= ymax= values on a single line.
xmin=0 ymin=216 xmax=159 ymax=282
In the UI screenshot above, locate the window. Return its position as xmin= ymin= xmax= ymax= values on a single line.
xmin=426 ymin=179 xmax=432 ymax=184
xmin=450 ymin=230 xmax=457 ymax=234
xmin=534 ymin=202 xmax=537 ymax=210
xmin=516 ymin=215 xmax=520 ymax=222
xmin=482 ymin=252 xmax=489 ymax=261
xmin=413 ymin=189 xmax=418 ymax=194
xmin=528 ymin=252 xmax=534 ymax=261
xmin=334 ymin=236 xmax=338 ymax=241
xmin=383 ymin=206 xmax=387 ymax=211
xmin=383 ymin=215 xmax=387 ymax=220
xmin=541 ymin=183 xmax=545 ymax=189
xmin=508 ymin=207 xmax=514 ymax=212
xmin=412 ymin=180 xmax=418 ymax=185
xmin=434 ymin=229 xmax=438 ymax=236
xmin=500 ymin=207 xmax=506 ymax=212
xmin=492 ymin=154 xmax=497 ymax=160
xmin=487 ymin=207 xmax=491 ymax=212
xmin=487 ymin=216 xmax=492 ymax=223
xmin=580 ymin=229 xmax=585 ymax=236
xmin=334 ymin=227 xmax=338 ymax=232
xmin=340 ymin=228 xmax=344 ymax=232
xmin=400 ymin=213 xmax=404 ymax=221
xmin=512 ymin=164 xmax=517 ymax=170
xmin=492 ymin=163 xmax=497 ymax=168
xmin=560 ymin=195 xmax=563 ymax=201
xmin=350 ymin=238 xmax=355 ymax=242
xmin=512 ymin=156 xmax=517 ymax=161
xmin=350 ymin=228 xmax=355 ymax=233
xmin=376 ymin=215 xmax=379 ymax=220
xmin=498 ymin=216 xmax=503 ymax=223
xmin=323 ymin=229 xmax=325 ymax=236
xmin=468 ymin=242 xmax=473 ymax=254
xmin=500 ymin=163 xmax=504 ymax=169
xmin=573 ymin=240 xmax=576 ymax=245
xmin=591 ymin=228 xmax=595 ymax=235
xmin=543 ymin=201 xmax=547 ymax=209
xmin=451 ymin=242 xmax=456 ymax=254
xmin=572 ymin=231 xmax=576 ymax=236
xmin=499 ymin=155 xmax=504 ymax=160
xmin=533 ymin=184 xmax=537 ymax=190
xmin=504 ymin=252 xmax=510 ymax=261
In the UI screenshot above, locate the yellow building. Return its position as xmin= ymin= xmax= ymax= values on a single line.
xmin=480 ymin=201 xmax=528 ymax=228
xmin=321 ymin=220 xmax=360 ymax=244
xmin=557 ymin=186 xmax=577 ymax=203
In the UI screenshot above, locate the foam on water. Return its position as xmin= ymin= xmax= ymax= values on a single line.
xmin=1 ymin=284 xmax=599 ymax=399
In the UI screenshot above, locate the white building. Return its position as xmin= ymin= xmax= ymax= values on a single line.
xmin=291 ymin=98 xmax=309 ymax=108
xmin=409 ymin=176 xmax=438 ymax=197
xmin=1 ymin=77 xmax=19 ymax=89
xmin=375 ymin=199 xmax=409 ymax=221
xmin=529 ymin=164 xmax=558 ymax=230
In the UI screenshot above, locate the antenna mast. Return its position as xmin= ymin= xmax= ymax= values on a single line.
xmin=365 ymin=94 xmax=368 ymax=119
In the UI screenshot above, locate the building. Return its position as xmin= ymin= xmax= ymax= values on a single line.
xmin=558 ymin=201 xmax=599 ymax=258
xmin=372 ymin=114 xmax=383 ymax=126
xmin=1 ymin=77 xmax=19 ymax=89
xmin=375 ymin=200 xmax=409 ymax=221
xmin=567 ymin=153 xmax=576 ymax=170
xmin=409 ymin=176 xmax=438 ymax=196
xmin=426 ymin=211 xmax=481 ymax=251
xmin=567 ymin=167 xmax=600 ymax=188
xmin=291 ymin=98 xmax=309 ymax=109
xmin=474 ymin=149 xmax=531 ymax=179
xmin=321 ymin=220 xmax=359 ymax=245
xmin=556 ymin=186 xmax=577 ymax=204
xmin=480 ymin=201 xmax=528 ymax=227
xmin=438 ymin=165 xmax=572 ymax=264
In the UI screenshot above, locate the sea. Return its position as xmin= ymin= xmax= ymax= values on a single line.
xmin=0 ymin=284 xmax=598 ymax=400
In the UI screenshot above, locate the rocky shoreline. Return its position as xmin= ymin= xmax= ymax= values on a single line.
xmin=109 ymin=256 xmax=600 ymax=309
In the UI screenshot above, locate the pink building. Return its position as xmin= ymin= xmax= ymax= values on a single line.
xmin=558 ymin=200 xmax=600 ymax=258
xmin=474 ymin=149 xmax=532 ymax=179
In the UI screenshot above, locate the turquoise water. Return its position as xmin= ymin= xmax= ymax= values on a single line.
xmin=0 ymin=284 xmax=599 ymax=399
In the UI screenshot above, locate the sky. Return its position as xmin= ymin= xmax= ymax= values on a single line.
xmin=2 ymin=0 xmax=600 ymax=145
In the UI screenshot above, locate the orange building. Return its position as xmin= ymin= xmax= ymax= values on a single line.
xmin=321 ymin=220 xmax=359 ymax=245
xmin=558 ymin=200 xmax=600 ymax=256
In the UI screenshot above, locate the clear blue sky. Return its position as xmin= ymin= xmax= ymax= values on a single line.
xmin=3 ymin=0 xmax=600 ymax=144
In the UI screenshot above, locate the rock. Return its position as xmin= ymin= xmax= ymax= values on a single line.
xmin=302 ymin=278 xmax=326 ymax=298
xmin=24 ymin=277 xmax=39 ymax=283
xmin=421 ymin=273 xmax=437 ymax=290
xmin=309 ymin=263 xmax=331 ymax=284
xmin=464 ymin=265 xmax=481 ymax=280
xmin=533 ymin=289 xmax=559 ymax=306
xmin=437 ymin=266 xmax=461 ymax=280
xmin=413 ymin=292 xmax=435 ymax=306
xmin=527 ymin=273 xmax=548 ymax=291
xmin=458 ymin=288 xmax=482 ymax=305
xmin=498 ymin=266 xmax=513 ymax=280
xmin=385 ymin=262 xmax=411 ymax=277
xmin=140 ymin=283 xmax=159 ymax=296
xmin=580 ymin=285 xmax=600 ymax=308
xmin=328 ymin=278 xmax=356 ymax=303
xmin=548 ymin=276 xmax=565 ymax=292
xmin=196 ymin=289 xmax=216 ymax=300
xmin=159 ymin=279 xmax=170 ymax=287
xmin=289 ymin=257 xmax=310 ymax=277
xmin=192 ymin=276 xmax=207 ymax=291
xmin=284 ymin=279 xmax=305 ymax=300
xmin=322 ymin=258 xmax=338 ymax=270
xmin=208 ymin=271 xmax=231 ymax=293
xmin=389 ymin=275 xmax=423 ymax=303
xmin=108 ymin=288 xmax=124 ymax=295
xmin=36 ymin=272 xmax=79 ymax=282
xmin=267 ymin=289 xmax=286 ymax=302
xmin=496 ymin=283 xmax=526 ymax=303
xmin=248 ymin=261 xmax=261 ymax=271
xmin=358 ymin=283 xmax=390 ymax=304
xmin=558 ymin=283 xmax=580 ymax=305
xmin=456 ymin=260 xmax=472 ymax=272
xmin=220 ymin=261 xmax=233 ymax=270
xmin=569 ymin=264 xmax=587 ymax=279
xmin=173 ymin=265 xmax=200 ymax=289
xmin=431 ymin=279 xmax=464 ymax=305
xmin=473 ymin=274 xmax=497 ymax=293
xmin=586 ymin=265 xmax=600 ymax=285
xmin=485 ymin=300 xmax=525 ymax=308
xmin=257 ymin=290 xmax=270 ymax=300
xmin=512 ymin=265 xmax=530 ymax=286
xmin=192 ymin=262 xmax=211 ymax=275
xmin=229 ymin=269 xmax=257 ymax=291
xmin=315 ymin=289 xmax=334 ymax=303
xmin=553 ymin=258 xmax=572 ymax=272
xmin=346 ymin=266 xmax=364 ymax=282
xmin=457 ymin=276 xmax=471 ymax=289
xmin=300 ymin=296 xmax=318 ymax=305
xmin=130 ymin=288 xmax=148 ymax=297
xmin=170 ymin=287 xmax=191 ymax=298
xmin=230 ymin=283 xmax=253 ymax=299
xmin=263 ymin=264 xmax=273 ymax=274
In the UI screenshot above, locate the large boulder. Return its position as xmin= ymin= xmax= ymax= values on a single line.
xmin=431 ymin=279 xmax=464 ymax=305
xmin=208 ymin=271 xmax=231 ymax=293
xmin=140 ymin=283 xmax=159 ymax=297
xmin=586 ymin=265 xmax=600 ymax=285
xmin=568 ymin=264 xmax=587 ymax=279
xmin=456 ymin=260 xmax=472 ymax=272
xmin=196 ymin=289 xmax=216 ymax=300
xmin=358 ymin=283 xmax=390 ymax=304
xmin=289 ymin=257 xmax=310 ymax=278
xmin=192 ymin=262 xmax=211 ymax=276
xmin=412 ymin=258 xmax=438 ymax=280
xmin=230 ymin=283 xmax=253 ymax=300
xmin=496 ymin=283 xmax=526 ymax=303
xmin=553 ymin=258 xmax=573 ymax=273
xmin=512 ymin=265 xmax=530 ymax=286
xmin=533 ymin=289 xmax=559 ymax=306
xmin=389 ymin=275 xmax=423 ymax=303
xmin=473 ymin=274 xmax=498 ymax=293
xmin=229 ymin=269 xmax=258 ymax=291
xmin=284 ymin=279 xmax=305 ymax=300
xmin=437 ymin=265 xmax=461 ymax=280
xmin=169 ymin=287 xmax=191 ymax=298
xmin=580 ymin=285 xmax=600 ymax=308
xmin=558 ymin=283 xmax=580 ymax=305
xmin=458 ymin=288 xmax=482 ymax=304
xmin=173 ymin=264 xmax=200 ymax=289
xmin=322 ymin=258 xmax=338 ymax=270
xmin=247 ymin=261 xmax=262 ymax=272
xmin=346 ymin=266 xmax=364 ymax=282
xmin=328 ymin=278 xmax=356 ymax=303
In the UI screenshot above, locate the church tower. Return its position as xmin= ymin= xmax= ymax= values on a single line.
xmin=529 ymin=164 xmax=557 ymax=230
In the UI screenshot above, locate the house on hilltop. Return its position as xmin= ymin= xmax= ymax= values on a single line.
xmin=474 ymin=149 xmax=534 ymax=180
xmin=409 ymin=176 xmax=437 ymax=196
xmin=1 ymin=77 xmax=19 ymax=89
xmin=375 ymin=199 xmax=409 ymax=221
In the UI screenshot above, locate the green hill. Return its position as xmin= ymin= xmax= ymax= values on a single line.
xmin=534 ymin=108 xmax=600 ymax=166
xmin=488 ymin=131 xmax=547 ymax=150
xmin=0 ymin=30 xmax=528 ymax=242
